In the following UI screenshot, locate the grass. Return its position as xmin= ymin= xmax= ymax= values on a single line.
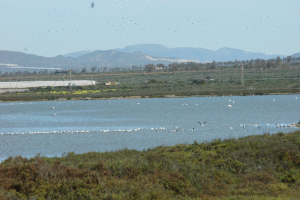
xmin=0 ymin=65 xmax=300 ymax=102
xmin=1 ymin=66 xmax=300 ymax=102
xmin=1 ymin=130 xmax=300 ymax=199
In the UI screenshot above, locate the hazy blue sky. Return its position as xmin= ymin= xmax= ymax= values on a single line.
xmin=1 ymin=0 xmax=299 ymax=57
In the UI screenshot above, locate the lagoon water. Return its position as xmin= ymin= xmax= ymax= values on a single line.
xmin=0 ymin=95 xmax=299 ymax=162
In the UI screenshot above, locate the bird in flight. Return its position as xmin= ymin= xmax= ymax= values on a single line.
xmin=91 ymin=2 xmax=94 ymax=8
xmin=198 ymin=121 xmax=206 ymax=126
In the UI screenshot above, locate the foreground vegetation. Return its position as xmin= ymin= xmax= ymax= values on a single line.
xmin=1 ymin=130 xmax=300 ymax=199
xmin=1 ymin=65 xmax=300 ymax=102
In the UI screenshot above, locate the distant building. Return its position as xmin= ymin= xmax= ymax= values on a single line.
xmin=105 ymin=81 xmax=119 ymax=86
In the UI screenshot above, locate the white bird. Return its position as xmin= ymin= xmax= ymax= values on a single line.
xmin=53 ymin=113 xmax=56 ymax=116
xmin=198 ymin=121 xmax=206 ymax=126
xmin=228 ymin=105 xmax=232 ymax=108
xmin=51 ymin=107 xmax=55 ymax=109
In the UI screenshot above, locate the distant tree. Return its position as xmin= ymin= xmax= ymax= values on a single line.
xmin=81 ymin=67 xmax=87 ymax=73
xmin=245 ymin=59 xmax=254 ymax=69
xmin=156 ymin=63 xmax=165 ymax=69
xmin=259 ymin=60 xmax=266 ymax=69
xmin=210 ymin=60 xmax=217 ymax=70
xmin=286 ymin=56 xmax=292 ymax=63
xmin=168 ymin=63 xmax=178 ymax=72
xmin=91 ymin=66 xmax=97 ymax=73
xmin=233 ymin=62 xmax=239 ymax=68
xmin=132 ymin=65 xmax=139 ymax=71
xmin=144 ymin=64 xmax=155 ymax=72
xmin=267 ymin=60 xmax=275 ymax=69
xmin=275 ymin=56 xmax=281 ymax=66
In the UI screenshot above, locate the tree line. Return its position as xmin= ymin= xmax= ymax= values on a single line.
xmin=1 ymin=55 xmax=299 ymax=78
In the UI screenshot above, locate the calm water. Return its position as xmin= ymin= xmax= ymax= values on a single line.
xmin=0 ymin=95 xmax=299 ymax=162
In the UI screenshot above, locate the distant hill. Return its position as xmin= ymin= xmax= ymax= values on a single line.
xmin=74 ymin=50 xmax=177 ymax=67
xmin=116 ymin=44 xmax=286 ymax=62
xmin=62 ymin=50 xmax=93 ymax=58
xmin=0 ymin=50 xmax=177 ymax=73
xmin=292 ymin=52 xmax=300 ymax=58
xmin=0 ymin=51 xmax=83 ymax=72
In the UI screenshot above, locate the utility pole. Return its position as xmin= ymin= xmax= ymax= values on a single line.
xmin=69 ymin=70 xmax=72 ymax=90
xmin=242 ymin=64 xmax=244 ymax=87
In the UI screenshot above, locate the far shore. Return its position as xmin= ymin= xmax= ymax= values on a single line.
xmin=0 ymin=91 xmax=299 ymax=104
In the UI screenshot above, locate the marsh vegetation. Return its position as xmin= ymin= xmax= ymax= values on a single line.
xmin=1 ymin=130 xmax=300 ymax=199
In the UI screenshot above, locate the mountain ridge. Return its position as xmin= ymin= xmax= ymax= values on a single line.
xmin=115 ymin=44 xmax=286 ymax=62
xmin=0 ymin=50 xmax=177 ymax=72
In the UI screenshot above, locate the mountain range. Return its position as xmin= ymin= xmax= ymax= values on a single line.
xmin=0 ymin=50 xmax=177 ymax=73
xmin=115 ymin=44 xmax=286 ymax=62
xmin=0 ymin=44 xmax=298 ymax=73
xmin=63 ymin=44 xmax=288 ymax=62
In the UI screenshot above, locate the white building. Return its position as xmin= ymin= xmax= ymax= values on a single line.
xmin=0 ymin=80 xmax=97 ymax=89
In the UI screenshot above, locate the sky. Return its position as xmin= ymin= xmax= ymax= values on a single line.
xmin=0 ymin=0 xmax=299 ymax=57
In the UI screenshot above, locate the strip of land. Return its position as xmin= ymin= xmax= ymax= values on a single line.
xmin=1 ymin=130 xmax=300 ymax=199
xmin=0 ymin=66 xmax=300 ymax=102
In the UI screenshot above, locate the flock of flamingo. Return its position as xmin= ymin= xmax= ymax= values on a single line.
xmin=1 ymin=96 xmax=298 ymax=135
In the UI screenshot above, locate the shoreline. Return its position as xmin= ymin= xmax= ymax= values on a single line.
xmin=0 ymin=92 xmax=299 ymax=103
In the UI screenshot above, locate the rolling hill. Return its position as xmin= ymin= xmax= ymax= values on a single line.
xmin=0 ymin=50 xmax=177 ymax=73
xmin=116 ymin=44 xmax=286 ymax=62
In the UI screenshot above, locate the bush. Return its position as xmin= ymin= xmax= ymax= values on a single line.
xmin=191 ymin=79 xmax=207 ymax=85
xmin=149 ymin=79 xmax=158 ymax=84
